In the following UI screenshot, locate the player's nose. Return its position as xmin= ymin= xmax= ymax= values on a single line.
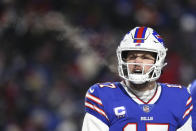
xmin=134 ymin=56 xmax=143 ymax=63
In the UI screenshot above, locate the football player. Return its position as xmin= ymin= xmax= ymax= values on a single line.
xmin=82 ymin=27 xmax=193 ymax=131
xmin=188 ymin=80 xmax=196 ymax=131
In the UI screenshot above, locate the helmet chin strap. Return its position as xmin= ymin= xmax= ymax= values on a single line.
xmin=127 ymin=73 xmax=148 ymax=84
xmin=125 ymin=79 xmax=147 ymax=86
xmin=132 ymin=80 xmax=146 ymax=84
xmin=125 ymin=79 xmax=157 ymax=91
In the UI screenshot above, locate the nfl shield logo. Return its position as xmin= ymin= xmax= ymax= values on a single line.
xmin=139 ymin=104 xmax=154 ymax=113
xmin=143 ymin=105 xmax=150 ymax=113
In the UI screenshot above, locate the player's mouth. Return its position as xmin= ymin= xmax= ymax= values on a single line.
xmin=133 ymin=69 xmax=142 ymax=74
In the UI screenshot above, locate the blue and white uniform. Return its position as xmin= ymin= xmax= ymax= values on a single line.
xmin=82 ymin=82 xmax=193 ymax=131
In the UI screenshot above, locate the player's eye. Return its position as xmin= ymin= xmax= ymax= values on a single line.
xmin=142 ymin=55 xmax=155 ymax=61
xmin=126 ymin=55 xmax=136 ymax=60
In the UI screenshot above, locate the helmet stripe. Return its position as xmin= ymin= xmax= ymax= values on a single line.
xmin=142 ymin=27 xmax=147 ymax=39
xmin=152 ymin=31 xmax=164 ymax=46
xmin=134 ymin=27 xmax=147 ymax=43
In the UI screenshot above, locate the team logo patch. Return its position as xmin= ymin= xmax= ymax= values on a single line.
xmin=114 ymin=106 xmax=127 ymax=118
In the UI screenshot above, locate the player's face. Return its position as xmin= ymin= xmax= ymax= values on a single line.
xmin=125 ymin=51 xmax=155 ymax=74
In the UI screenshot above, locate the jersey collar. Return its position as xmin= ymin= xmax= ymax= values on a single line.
xmin=120 ymin=81 xmax=162 ymax=104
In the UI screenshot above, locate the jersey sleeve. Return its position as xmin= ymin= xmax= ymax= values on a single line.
xmin=178 ymin=88 xmax=193 ymax=129
xmin=188 ymin=80 xmax=196 ymax=131
xmin=82 ymin=113 xmax=109 ymax=131
xmin=188 ymin=80 xmax=196 ymax=94
xmin=176 ymin=116 xmax=192 ymax=131
xmin=84 ymin=84 xmax=110 ymax=126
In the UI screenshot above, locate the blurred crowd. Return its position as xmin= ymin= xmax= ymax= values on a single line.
xmin=0 ymin=0 xmax=195 ymax=131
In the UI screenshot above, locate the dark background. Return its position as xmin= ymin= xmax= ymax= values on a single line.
xmin=0 ymin=0 xmax=195 ymax=130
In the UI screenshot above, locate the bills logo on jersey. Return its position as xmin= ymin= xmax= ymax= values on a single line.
xmin=152 ymin=31 xmax=164 ymax=45
xmin=114 ymin=106 xmax=127 ymax=118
